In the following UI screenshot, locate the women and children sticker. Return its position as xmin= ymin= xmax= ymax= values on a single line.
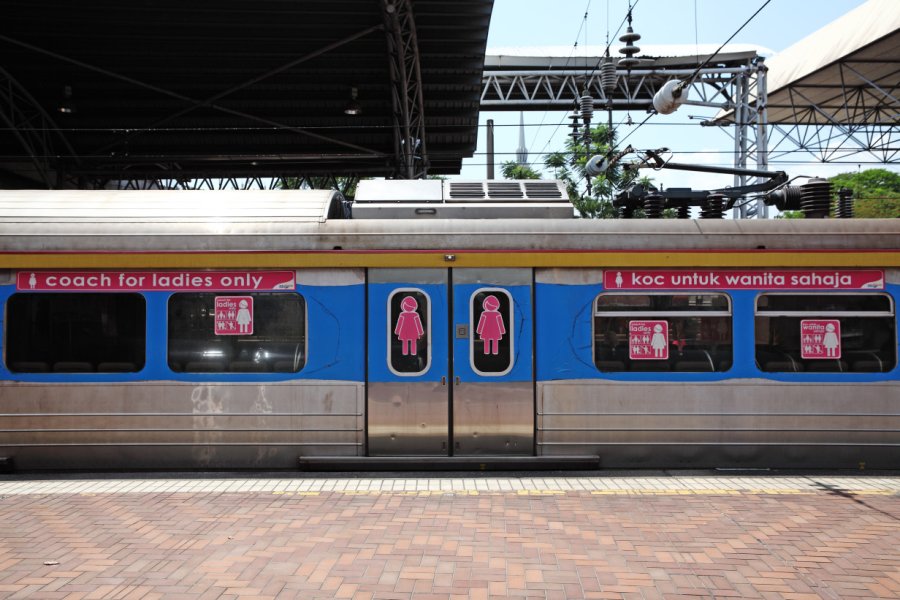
xmin=629 ymin=320 xmax=668 ymax=360
xmin=214 ymin=296 xmax=253 ymax=335
xmin=800 ymin=319 xmax=841 ymax=359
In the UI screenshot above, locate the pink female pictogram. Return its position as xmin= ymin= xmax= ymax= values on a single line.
xmin=394 ymin=295 xmax=425 ymax=355
xmin=476 ymin=294 xmax=506 ymax=355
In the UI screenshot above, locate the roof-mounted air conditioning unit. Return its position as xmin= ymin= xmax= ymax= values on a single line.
xmin=352 ymin=179 xmax=572 ymax=219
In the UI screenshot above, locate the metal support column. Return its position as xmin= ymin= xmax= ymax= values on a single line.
xmin=382 ymin=0 xmax=428 ymax=179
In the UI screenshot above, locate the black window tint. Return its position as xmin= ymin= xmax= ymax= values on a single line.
xmin=755 ymin=294 xmax=896 ymax=373
xmin=472 ymin=290 xmax=512 ymax=374
xmin=594 ymin=294 xmax=732 ymax=373
xmin=168 ymin=293 xmax=306 ymax=373
xmin=597 ymin=294 xmax=729 ymax=312
xmin=389 ymin=290 xmax=429 ymax=374
xmin=6 ymin=293 xmax=145 ymax=373
xmin=757 ymin=294 xmax=891 ymax=313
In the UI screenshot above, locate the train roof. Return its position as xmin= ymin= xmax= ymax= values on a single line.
xmin=0 ymin=189 xmax=898 ymax=255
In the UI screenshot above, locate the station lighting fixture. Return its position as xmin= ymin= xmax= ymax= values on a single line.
xmin=57 ymin=85 xmax=76 ymax=114
xmin=343 ymin=87 xmax=361 ymax=115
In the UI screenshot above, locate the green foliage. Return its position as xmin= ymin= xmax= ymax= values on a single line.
xmin=829 ymin=169 xmax=900 ymax=218
xmin=543 ymin=124 xmax=646 ymax=218
xmin=500 ymin=161 xmax=542 ymax=180
xmin=775 ymin=210 xmax=804 ymax=219
xmin=500 ymin=124 xmax=653 ymax=219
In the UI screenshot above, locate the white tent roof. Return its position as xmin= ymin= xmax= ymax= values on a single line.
xmin=763 ymin=0 xmax=900 ymax=124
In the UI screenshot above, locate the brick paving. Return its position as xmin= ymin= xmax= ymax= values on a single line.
xmin=0 ymin=477 xmax=898 ymax=599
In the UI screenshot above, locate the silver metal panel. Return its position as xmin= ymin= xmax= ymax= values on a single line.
xmin=1 ymin=199 xmax=899 ymax=253
xmin=295 ymin=268 xmax=364 ymax=286
xmin=535 ymin=268 xmax=604 ymax=285
xmin=350 ymin=203 xmax=574 ymax=219
xmin=368 ymin=382 xmax=449 ymax=455
xmin=453 ymin=381 xmax=533 ymax=455
xmin=453 ymin=268 xmax=532 ymax=286
xmin=368 ymin=268 xmax=446 ymax=285
xmin=0 ymin=381 xmax=364 ymax=470
xmin=0 ymin=189 xmax=340 ymax=222
xmin=355 ymin=179 xmax=443 ymax=202
xmin=537 ymin=380 xmax=900 ymax=466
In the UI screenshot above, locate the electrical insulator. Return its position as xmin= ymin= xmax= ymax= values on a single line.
xmin=800 ymin=177 xmax=832 ymax=218
xmin=618 ymin=25 xmax=641 ymax=70
xmin=836 ymin=187 xmax=854 ymax=219
xmin=600 ymin=60 xmax=617 ymax=95
xmin=580 ymin=92 xmax=594 ymax=124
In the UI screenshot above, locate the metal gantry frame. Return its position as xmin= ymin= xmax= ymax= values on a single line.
xmin=481 ymin=55 xmax=773 ymax=217
xmin=482 ymin=49 xmax=900 ymax=218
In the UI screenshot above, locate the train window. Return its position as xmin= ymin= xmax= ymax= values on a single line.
xmin=5 ymin=293 xmax=145 ymax=373
xmin=388 ymin=289 xmax=430 ymax=375
xmin=755 ymin=293 xmax=896 ymax=373
xmin=470 ymin=289 xmax=513 ymax=375
xmin=594 ymin=293 xmax=732 ymax=372
xmin=168 ymin=292 xmax=306 ymax=373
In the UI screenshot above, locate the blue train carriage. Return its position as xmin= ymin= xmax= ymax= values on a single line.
xmin=0 ymin=181 xmax=897 ymax=470
xmin=536 ymin=266 xmax=898 ymax=468
xmin=0 ymin=190 xmax=365 ymax=470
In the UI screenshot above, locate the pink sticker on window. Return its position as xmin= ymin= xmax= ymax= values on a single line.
xmin=629 ymin=320 xmax=668 ymax=360
xmin=801 ymin=319 xmax=841 ymax=359
xmin=215 ymin=296 xmax=253 ymax=336
xmin=394 ymin=295 xmax=425 ymax=356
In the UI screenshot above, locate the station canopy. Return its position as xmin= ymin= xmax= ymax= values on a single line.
xmin=746 ymin=0 xmax=898 ymax=125
xmin=0 ymin=0 xmax=493 ymax=187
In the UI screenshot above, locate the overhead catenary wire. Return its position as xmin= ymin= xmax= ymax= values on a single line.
xmin=526 ymin=0 xmax=640 ymax=171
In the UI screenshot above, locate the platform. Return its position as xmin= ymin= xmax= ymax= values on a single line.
xmin=1 ymin=474 xmax=898 ymax=599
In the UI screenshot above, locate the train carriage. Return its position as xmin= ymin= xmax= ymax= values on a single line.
xmin=0 ymin=182 xmax=897 ymax=471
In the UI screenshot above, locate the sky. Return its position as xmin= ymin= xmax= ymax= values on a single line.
xmin=456 ymin=0 xmax=896 ymax=196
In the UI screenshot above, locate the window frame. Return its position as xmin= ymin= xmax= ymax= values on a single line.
xmin=469 ymin=287 xmax=514 ymax=377
xmin=386 ymin=287 xmax=432 ymax=377
xmin=593 ymin=291 xmax=733 ymax=372
xmin=167 ymin=291 xmax=308 ymax=374
xmin=4 ymin=291 xmax=147 ymax=374
xmin=754 ymin=292 xmax=896 ymax=373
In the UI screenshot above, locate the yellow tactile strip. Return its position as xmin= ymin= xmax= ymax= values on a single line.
xmin=0 ymin=476 xmax=898 ymax=496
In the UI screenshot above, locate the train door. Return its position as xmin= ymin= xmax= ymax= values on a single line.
xmin=367 ymin=268 xmax=534 ymax=456
xmin=452 ymin=269 xmax=533 ymax=455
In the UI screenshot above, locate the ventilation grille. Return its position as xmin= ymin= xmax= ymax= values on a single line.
xmin=447 ymin=180 xmax=566 ymax=201
xmin=524 ymin=182 xmax=564 ymax=198
xmin=486 ymin=182 xmax=525 ymax=198
xmin=447 ymin=182 xmax=486 ymax=198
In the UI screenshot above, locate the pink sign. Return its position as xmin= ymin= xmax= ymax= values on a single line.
xmin=18 ymin=270 xmax=295 ymax=292
xmin=215 ymin=296 xmax=253 ymax=336
xmin=394 ymin=295 xmax=425 ymax=355
xmin=605 ymin=270 xmax=883 ymax=291
xmin=475 ymin=294 xmax=506 ymax=355
xmin=801 ymin=319 xmax=841 ymax=359
xmin=629 ymin=320 xmax=668 ymax=360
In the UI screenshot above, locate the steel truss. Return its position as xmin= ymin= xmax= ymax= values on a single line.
xmin=0 ymin=67 xmax=77 ymax=188
xmin=382 ymin=0 xmax=428 ymax=179
xmin=482 ymin=56 xmax=772 ymax=217
xmin=765 ymin=58 xmax=900 ymax=164
xmin=108 ymin=175 xmax=360 ymax=195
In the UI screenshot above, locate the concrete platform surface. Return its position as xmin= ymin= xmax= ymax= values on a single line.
xmin=0 ymin=475 xmax=898 ymax=599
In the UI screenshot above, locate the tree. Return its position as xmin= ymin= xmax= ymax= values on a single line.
xmin=500 ymin=123 xmax=654 ymax=218
xmin=500 ymin=161 xmax=542 ymax=180
xmin=829 ymin=169 xmax=900 ymax=218
xmin=544 ymin=124 xmax=632 ymax=218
